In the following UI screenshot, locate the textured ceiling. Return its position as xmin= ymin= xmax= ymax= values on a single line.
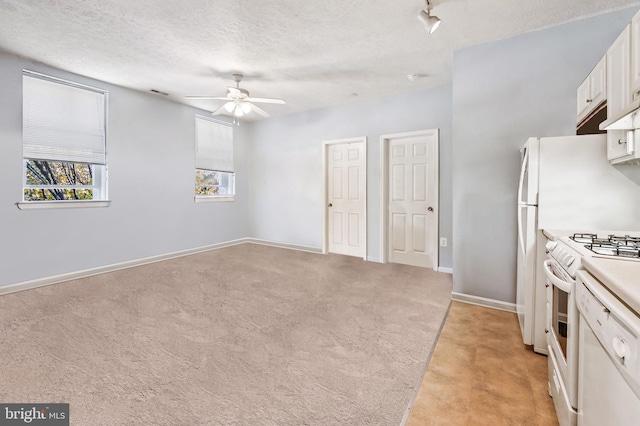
xmin=0 ymin=0 xmax=639 ymax=120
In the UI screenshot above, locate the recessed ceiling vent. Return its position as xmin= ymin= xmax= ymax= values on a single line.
xmin=150 ymin=89 xmax=169 ymax=96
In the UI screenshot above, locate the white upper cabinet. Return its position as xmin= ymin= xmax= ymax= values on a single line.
xmin=577 ymin=56 xmax=606 ymax=125
xmin=607 ymin=26 xmax=631 ymax=121
xmin=577 ymin=77 xmax=590 ymax=123
xmin=590 ymin=57 xmax=607 ymax=109
xmin=631 ymin=11 xmax=640 ymax=100
xmin=605 ymin=25 xmax=640 ymax=163
xmin=599 ymin=10 xmax=640 ymax=164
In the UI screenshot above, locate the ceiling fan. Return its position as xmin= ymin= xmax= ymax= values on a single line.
xmin=186 ymin=74 xmax=285 ymax=123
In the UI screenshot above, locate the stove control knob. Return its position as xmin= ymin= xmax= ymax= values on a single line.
xmin=559 ymin=252 xmax=569 ymax=264
xmin=545 ymin=241 xmax=558 ymax=251
xmin=565 ymin=256 xmax=575 ymax=267
xmin=613 ymin=337 xmax=627 ymax=362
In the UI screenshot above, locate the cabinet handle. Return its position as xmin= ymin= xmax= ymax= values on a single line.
xmin=619 ymin=139 xmax=627 ymax=145
xmin=586 ymin=99 xmax=592 ymax=103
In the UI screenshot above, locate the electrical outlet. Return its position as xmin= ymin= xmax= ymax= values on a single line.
xmin=440 ymin=238 xmax=447 ymax=247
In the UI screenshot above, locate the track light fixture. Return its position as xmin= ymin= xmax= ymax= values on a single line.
xmin=418 ymin=0 xmax=441 ymax=34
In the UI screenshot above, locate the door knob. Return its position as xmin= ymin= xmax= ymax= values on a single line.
xmin=428 ymin=207 xmax=434 ymax=212
xmin=328 ymin=203 xmax=333 ymax=207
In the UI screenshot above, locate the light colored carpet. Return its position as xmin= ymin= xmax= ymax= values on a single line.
xmin=0 ymin=243 xmax=452 ymax=425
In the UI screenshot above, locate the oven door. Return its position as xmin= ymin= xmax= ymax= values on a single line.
xmin=544 ymin=260 xmax=572 ymax=357
xmin=543 ymin=259 xmax=579 ymax=410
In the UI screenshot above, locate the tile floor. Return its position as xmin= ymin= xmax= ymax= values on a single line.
xmin=405 ymin=301 xmax=559 ymax=426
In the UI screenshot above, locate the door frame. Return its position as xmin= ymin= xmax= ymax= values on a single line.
xmin=322 ymin=136 xmax=367 ymax=260
xmin=379 ymin=129 xmax=439 ymax=269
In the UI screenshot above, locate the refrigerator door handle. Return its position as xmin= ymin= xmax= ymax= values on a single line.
xmin=518 ymin=205 xmax=526 ymax=256
xmin=517 ymin=147 xmax=529 ymax=205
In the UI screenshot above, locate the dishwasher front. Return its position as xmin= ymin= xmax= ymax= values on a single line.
xmin=576 ymin=270 xmax=640 ymax=426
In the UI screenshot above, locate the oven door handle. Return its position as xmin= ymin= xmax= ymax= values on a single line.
xmin=543 ymin=260 xmax=573 ymax=293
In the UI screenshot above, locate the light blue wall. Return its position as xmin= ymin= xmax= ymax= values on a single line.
xmin=0 ymin=53 xmax=252 ymax=286
xmin=0 ymin=52 xmax=452 ymax=289
xmin=246 ymin=86 xmax=453 ymax=266
xmin=451 ymin=6 xmax=640 ymax=303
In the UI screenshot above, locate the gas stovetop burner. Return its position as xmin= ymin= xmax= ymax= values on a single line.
xmin=585 ymin=242 xmax=640 ymax=258
xmin=570 ymin=233 xmax=598 ymax=244
xmin=570 ymin=233 xmax=640 ymax=258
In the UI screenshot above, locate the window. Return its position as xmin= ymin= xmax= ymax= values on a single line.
xmin=20 ymin=71 xmax=108 ymax=208
xmin=195 ymin=116 xmax=234 ymax=201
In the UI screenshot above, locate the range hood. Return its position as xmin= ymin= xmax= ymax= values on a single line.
xmin=600 ymin=99 xmax=640 ymax=130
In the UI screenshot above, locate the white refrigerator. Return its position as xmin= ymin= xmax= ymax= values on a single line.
xmin=516 ymin=134 xmax=640 ymax=353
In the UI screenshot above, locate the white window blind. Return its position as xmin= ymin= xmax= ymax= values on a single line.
xmin=195 ymin=116 xmax=233 ymax=172
xmin=23 ymin=72 xmax=107 ymax=165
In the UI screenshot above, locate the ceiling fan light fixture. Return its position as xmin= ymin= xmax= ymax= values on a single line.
xmin=224 ymin=101 xmax=235 ymax=112
xmin=186 ymin=73 xmax=285 ymax=122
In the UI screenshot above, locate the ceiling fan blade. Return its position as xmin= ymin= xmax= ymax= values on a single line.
xmin=246 ymin=97 xmax=285 ymax=104
xmin=185 ymin=96 xmax=231 ymax=100
xmin=248 ymin=103 xmax=271 ymax=117
xmin=211 ymin=103 xmax=232 ymax=115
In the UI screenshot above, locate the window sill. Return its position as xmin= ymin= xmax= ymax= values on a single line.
xmin=16 ymin=200 xmax=112 ymax=210
xmin=195 ymin=196 xmax=235 ymax=203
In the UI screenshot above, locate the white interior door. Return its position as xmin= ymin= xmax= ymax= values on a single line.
xmin=326 ymin=140 xmax=366 ymax=258
xmin=386 ymin=131 xmax=438 ymax=268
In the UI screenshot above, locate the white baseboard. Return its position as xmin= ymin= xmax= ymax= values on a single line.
xmin=244 ymin=238 xmax=323 ymax=254
xmin=1 ymin=237 xmax=447 ymax=297
xmin=437 ymin=267 xmax=453 ymax=274
xmin=0 ymin=238 xmax=250 ymax=296
xmin=451 ymin=292 xmax=516 ymax=313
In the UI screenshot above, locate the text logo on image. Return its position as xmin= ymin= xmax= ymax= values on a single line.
xmin=0 ymin=404 xmax=68 ymax=426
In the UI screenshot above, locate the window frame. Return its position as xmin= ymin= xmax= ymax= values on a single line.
xmin=17 ymin=70 xmax=110 ymax=210
xmin=194 ymin=116 xmax=235 ymax=203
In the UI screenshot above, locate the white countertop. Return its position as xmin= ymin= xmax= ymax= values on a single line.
xmin=542 ymin=229 xmax=576 ymax=241
xmin=582 ymin=256 xmax=640 ymax=316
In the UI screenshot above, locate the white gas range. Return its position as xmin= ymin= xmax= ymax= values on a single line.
xmin=544 ymin=231 xmax=640 ymax=426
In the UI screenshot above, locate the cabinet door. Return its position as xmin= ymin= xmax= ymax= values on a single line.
xmin=576 ymin=77 xmax=590 ymax=124
xmin=607 ymin=26 xmax=631 ymax=120
xmin=577 ymin=57 xmax=607 ymax=125
xmin=589 ymin=56 xmax=606 ymax=107
xmin=631 ymin=11 xmax=640 ymax=99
